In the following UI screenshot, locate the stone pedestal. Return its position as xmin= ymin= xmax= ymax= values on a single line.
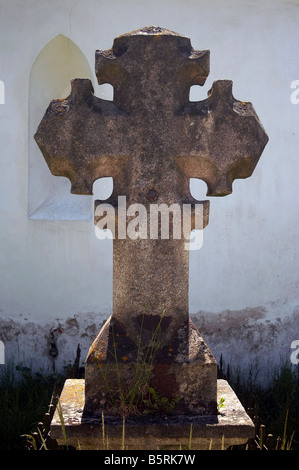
xmin=50 ymin=379 xmax=255 ymax=450
xmin=84 ymin=316 xmax=218 ymax=417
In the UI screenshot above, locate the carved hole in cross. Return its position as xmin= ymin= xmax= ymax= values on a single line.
xmin=189 ymin=84 xmax=207 ymax=102
xmin=96 ymin=83 xmax=114 ymax=101
xmin=93 ymin=177 xmax=113 ymax=200
xmin=190 ymin=178 xmax=208 ymax=200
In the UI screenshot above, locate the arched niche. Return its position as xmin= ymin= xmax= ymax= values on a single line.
xmin=28 ymin=35 xmax=95 ymax=220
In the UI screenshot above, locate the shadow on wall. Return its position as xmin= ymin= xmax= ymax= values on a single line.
xmin=191 ymin=305 xmax=299 ymax=386
xmin=0 ymin=313 xmax=104 ymax=375
xmin=0 ymin=308 xmax=298 ymax=387
xmin=28 ymin=34 xmax=95 ymax=221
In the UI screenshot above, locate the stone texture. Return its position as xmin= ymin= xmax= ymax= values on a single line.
xmin=35 ymin=26 xmax=268 ymax=416
xmin=50 ymin=378 xmax=255 ymax=450
xmin=84 ymin=316 xmax=217 ymax=416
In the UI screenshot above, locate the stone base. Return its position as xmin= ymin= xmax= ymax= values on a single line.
xmin=84 ymin=316 xmax=218 ymax=416
xmin=50 ymin=379 xmax=255 ymax=450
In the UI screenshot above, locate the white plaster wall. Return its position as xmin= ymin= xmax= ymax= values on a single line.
xmin=0 ymin=0 xmax=298 ymax=380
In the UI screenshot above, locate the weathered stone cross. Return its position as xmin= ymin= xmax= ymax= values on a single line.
xmin=35 ymin=27 xmax=268 ymax=416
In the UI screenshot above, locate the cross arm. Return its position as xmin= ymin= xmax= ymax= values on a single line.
xmin=34 ymin=78 xmax=130 ymax=195
xmin=175 ymin=80 xmax=269 ymax=196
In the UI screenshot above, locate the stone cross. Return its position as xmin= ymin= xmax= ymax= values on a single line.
xmin=35 ymin=27 xmax=268 ymax=416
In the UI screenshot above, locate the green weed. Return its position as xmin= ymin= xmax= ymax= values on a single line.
xmin=97 ymin=308 xmax=182 ymax=416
